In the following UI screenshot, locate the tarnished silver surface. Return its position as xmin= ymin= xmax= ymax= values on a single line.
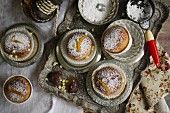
xmin=39 ymin=50 xmax=120 ymax=113
xmin=38 ymin=0 xmax=170 ymax=113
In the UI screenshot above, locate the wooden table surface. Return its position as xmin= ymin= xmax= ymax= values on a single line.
xmin=156 ymin=0 xmax=170 ymax=108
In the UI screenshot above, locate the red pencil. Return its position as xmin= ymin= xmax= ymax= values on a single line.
xmin=145 ymin=30 xmax=160 ymax=67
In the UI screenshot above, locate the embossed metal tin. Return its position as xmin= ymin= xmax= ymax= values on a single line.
xmin=38 ymin=0 xmax=169 ymax=112
xmin=0 ymin=24 xmax=44 ymax=67
xmin=39 ymin=50 xmax=120 ymax=113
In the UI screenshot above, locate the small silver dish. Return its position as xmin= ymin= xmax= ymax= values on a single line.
xmin=78 ymin=0 xmax=119 ymax=25
xmin=86 ymin=60 xmax=133 ymax=106
xmin=0 ymin=24 xmax=44 ymax=67
xmin=21 ymin=0 xmax=57 ymax=23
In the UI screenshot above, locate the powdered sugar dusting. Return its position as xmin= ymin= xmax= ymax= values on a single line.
xmin=103 ymin=26 xmax=127 ymax=51
xmin=6 ymin=78 xmax=29 ymax=102
xmin=67 ymin=33 xmax=92 ymax=58
xmin=8 ymin=92 xmax=23 ymax=102
xmin=95 ymin=67 xmax=122 ymax=93
xmin=81 ymin=0 xmax=112 ymax=22
xmin=5 ymin=32 xmax=31 ymax=53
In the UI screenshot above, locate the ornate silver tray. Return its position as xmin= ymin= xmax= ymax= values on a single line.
xmin=38 ymin=0 xmax=169 ymax=112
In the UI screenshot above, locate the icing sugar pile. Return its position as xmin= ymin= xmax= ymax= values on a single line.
xmin=5 ymin=32 xmax=31 ymax=53
xmin=81 ymin=0 xmax=112 ymax=22
xmin=96 ymin=67 xmax=122 ymax=93
xmin=67 ymin=33 xmax=91 ymax=58
xmin=103 ymin=27 xmax=127 ymax=51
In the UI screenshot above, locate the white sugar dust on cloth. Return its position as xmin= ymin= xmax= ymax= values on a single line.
xmin=80 ymin=0 xmax=112 ymax=22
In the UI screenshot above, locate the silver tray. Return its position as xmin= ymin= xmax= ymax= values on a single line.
xmin=38 ymin=0 xmax=169 ymax=112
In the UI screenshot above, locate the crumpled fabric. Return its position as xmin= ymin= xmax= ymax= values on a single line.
xmin=0 ymin=0 xmax=83 ymax=113
xmin=126 ymin=43 xmax=170 ymax=113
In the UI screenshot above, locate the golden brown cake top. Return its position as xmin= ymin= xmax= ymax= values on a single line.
xmin=94 ymin=66 xmax=123 ymax=96
xmin=4 ymin=76 xmax=31 ymax=103
xmin=102 ymin=26 xmax=129 ymax=53
xmin=4 ymin=31 xmax=31 ymax=57
xmin=67 ymin=33 xmax=92 ymax=59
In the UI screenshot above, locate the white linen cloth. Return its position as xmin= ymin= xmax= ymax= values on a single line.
xmin=0 ymin=0 xmax=83 ymax=113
